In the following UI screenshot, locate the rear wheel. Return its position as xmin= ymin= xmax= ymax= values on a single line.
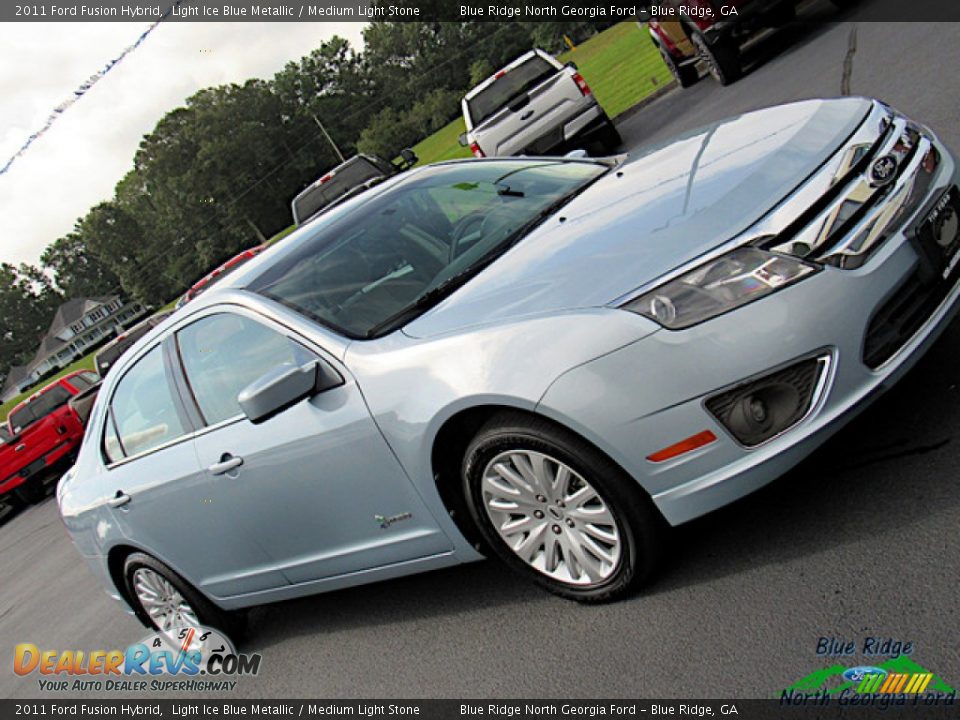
xmin=596 ymin=117 xmax=623 ymax=154
xmin=691 ymin=31 xmax=742 ymax=86
xmin=123 ymin=552 xmax=243 ymax=639
xmin=14 ymin=479 xmax=46 ymax=505
xmin=658 ymin=43 xmax=699 ymax=88
xmin=462 ymin=412 xmax=665 ymax=603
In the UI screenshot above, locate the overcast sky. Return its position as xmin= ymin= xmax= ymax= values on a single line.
xmin=0 ymin=21 xmax=367 ymax=269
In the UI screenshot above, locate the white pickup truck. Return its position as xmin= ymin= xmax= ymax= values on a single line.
xmin=459 ymin=49 xmax=621 ymax=158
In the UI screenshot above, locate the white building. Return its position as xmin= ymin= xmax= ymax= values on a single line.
xmin=1 ymin=296 xmax=146 ymax=402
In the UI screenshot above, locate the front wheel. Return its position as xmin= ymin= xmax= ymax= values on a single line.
xmin=658 ymin=43 xmax=699 ymax=88
xmin=691 ymin=32 xmax=742 ymax=86
xmin=14 ymin=479 xmax=46 ymax=505
xmin=462 ymin=412 xmax=665 ymax=603
xmin=123 ymin=552 xmax=242 ymax=639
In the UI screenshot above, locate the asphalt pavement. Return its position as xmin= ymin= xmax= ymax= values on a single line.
xmin=2 ymin=9 xmax=958 ymax=700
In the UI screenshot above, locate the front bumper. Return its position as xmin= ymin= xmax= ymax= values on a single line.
xmin=538 ymin=144 xmax=960 ymax=526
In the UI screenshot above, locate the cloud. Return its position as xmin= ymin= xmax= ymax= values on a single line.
xmin=0 ymin=21 xmax=366 ymax=268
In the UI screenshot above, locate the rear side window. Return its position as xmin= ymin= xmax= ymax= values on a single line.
xmin=467 ymin=55 xmax=558 ymax=126
xmin=177 ymin=314 xmax=315 ymax=426
xmin=105 ymin=346 xmax=186 ymax=463
xmin=8 ymin=386 xmax=72 ymax=434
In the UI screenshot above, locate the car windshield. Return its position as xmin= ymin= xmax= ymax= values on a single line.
xmin=468 ymin=55 xmax=558 ymax=126
xmin=251 ymin=159 xmax=609 ymax=338
xmin=292 ymin=157 xmax=391 ymax=224
xmin=0 ymin=425 xmax=10 ymax=444
xmin=8 ymin=385 xmax=72 ymax=434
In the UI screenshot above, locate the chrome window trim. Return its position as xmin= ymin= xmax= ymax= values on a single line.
xmin=100 ymin=298 xmax=345 ymax=470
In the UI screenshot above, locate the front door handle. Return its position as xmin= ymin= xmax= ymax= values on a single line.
xmin=108 ymin=491 xmax=131 ymax=508
xmin=208 ymin=454 xmax=244 ymax=476
xmin=520 ymin=110 xmax=534 ymax=121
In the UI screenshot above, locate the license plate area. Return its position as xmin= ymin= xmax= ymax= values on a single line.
xmin=913 ymin=186 xmax=960 ymax=282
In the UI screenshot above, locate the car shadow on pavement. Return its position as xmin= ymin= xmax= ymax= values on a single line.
xmin=647 ymin=320 xmax=960 ymax=596
xmin=243 ymin=559 xmax=537 ymax=652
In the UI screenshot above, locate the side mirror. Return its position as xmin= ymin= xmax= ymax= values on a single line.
xmin=238 ymin=359 xmax=343 ymax=424
xmin=399 ymin=147 xmax=418 ymax=168
xmin=566 ymin=61 xmax=578 ymax=71
xmin=458 ymin=132 xmax=468 ymax=147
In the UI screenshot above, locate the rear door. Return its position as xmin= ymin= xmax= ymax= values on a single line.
xmin=173 ymin=307 xmax=452 ymax=586
xmin=99 ymin=342 xmax=286 ymax=599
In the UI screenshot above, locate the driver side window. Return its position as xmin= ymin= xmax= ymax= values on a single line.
xmin=177 ymin=313 xmax=315 ymax=426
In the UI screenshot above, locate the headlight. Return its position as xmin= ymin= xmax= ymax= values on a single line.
xmin=621 ymin=247 xmax=819 ymax=329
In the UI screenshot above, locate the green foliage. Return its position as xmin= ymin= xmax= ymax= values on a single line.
xmin=4 ymin=22 xmax=670 ymax=388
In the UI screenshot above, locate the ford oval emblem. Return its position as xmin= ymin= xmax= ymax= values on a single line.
xmin=869 ymin=155 xmax=899 ymax=187
xmin=842 ymin=666 xmax=888 ymax=683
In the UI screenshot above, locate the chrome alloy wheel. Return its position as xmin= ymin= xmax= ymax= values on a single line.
xmin=132 ymin=568 xmax=200 ymax=631
xmin=480 ymin=450 xmax=622 ymax=586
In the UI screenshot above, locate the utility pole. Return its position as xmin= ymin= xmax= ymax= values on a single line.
xmin=312 ymin=115 xmax=345 ymax=163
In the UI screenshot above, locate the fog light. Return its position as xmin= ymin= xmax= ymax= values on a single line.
xmin=705 ymin=356 xmax=828 ymax=447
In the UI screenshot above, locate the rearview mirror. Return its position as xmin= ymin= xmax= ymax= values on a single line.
xmin=458 ymin=132 xmax=468 ymax=147
xmin=238 ymin=359 xmax=343 ymax=424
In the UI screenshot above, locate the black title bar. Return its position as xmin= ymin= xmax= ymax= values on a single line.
xmin=4 ymin=0 xmax=960 ymax=22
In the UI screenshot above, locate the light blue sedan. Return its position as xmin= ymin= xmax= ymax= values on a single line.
xmin=59 ymin=97 xmax=960 ymax=633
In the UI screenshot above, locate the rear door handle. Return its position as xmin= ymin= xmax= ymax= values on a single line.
xmin=208 ymin=454 xmax=244 ymax=476
xmin=108 ymin=491 xmax=131 ymax=508
xmin=520 ymin=110 xmax=534 ymax=121
xmin=15 ymin=444 xmax=25 ymax=452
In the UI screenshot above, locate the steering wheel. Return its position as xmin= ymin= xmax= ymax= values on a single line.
xmin=449 ymin=213 xmax=487 ymax=262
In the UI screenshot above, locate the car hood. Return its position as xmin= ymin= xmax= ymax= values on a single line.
xmin=405 ymin=97 xmax=872 ymax=338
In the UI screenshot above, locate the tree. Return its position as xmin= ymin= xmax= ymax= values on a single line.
xmin=0 ymin=263 xmax=63 ymax=382
xmin=41 ymin=231 xmax=121 ymax=298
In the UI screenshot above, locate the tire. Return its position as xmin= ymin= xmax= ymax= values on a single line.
xmin=14 ymin=479 xmax=46 ymax=505
xmin=123 ymin=552 xmax=243 ymax=640
xmin=596 ymin=117 xmax=623 ymax=154
xmin=462 ymin=411 xmax=666 ymax=603
xmin=690 ymin=32 xmax=742 ymax=86
xmin=658 ymin=43 xmax=699 ymax=88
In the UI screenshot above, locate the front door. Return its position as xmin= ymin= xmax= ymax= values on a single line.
xmin=174 ymin=309 xmax=452 ymax=586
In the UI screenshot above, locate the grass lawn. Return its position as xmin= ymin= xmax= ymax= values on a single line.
xmin=410 ymin=22 xmax=672 ymax=166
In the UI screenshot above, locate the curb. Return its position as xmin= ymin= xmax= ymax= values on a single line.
xmin=612 ymin=80 xmax=679 ymax=125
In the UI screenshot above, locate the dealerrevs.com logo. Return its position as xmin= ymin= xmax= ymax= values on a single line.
xmin=14 ymin=626 xmax=262 ymax=692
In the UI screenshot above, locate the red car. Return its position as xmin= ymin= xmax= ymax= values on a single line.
xmin=0 ymin=370 xmax=99 ymax=505
xmin=175 ymin=244 xmax=266 ymax=309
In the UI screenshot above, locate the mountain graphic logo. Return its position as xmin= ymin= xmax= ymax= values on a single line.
xmin=784 ymin=655 xmax=955 ymax=697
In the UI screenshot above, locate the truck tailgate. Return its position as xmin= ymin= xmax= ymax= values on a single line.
xmin=474 ymin=71 xmax=589 ymax=156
